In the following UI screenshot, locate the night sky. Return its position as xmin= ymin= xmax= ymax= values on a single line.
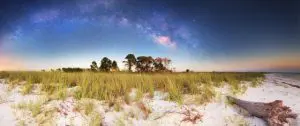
xmin=0 ymin=0 xmax=299 ymax=72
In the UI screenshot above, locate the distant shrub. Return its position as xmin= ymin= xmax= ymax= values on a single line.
xmin=0 ymin=71 xmax=9 ymax=79
xmin=61 ymin=68 xmax=84 ymax=72
xmin=186 ymin=69 xmax=190 ymax=73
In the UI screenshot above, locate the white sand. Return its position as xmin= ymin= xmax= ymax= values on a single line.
xmin=0 ymin=74 xmax=299 ymax=126
xmin=0 ymin=81 xmax=43 ymax=125
xmin=238 ymin=74 xmax=300 ymax=126
xmin=100 ymin=74 xmax=300 ymax=126
xmin=198 ymin=74 xmax=299 ymax=126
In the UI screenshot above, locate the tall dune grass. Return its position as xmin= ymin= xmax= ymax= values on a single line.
xmin=0 ymin=71 xmax=264 ymax=103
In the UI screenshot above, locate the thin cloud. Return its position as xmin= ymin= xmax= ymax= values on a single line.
xmin=119 ymin=17 xmax=130 ymax=26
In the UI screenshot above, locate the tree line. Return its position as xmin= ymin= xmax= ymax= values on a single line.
xmin=50 ymin=54 xmax=173 ymax=73
xmin=90 ymin=54 xmax=172 ymax=72
xmin=90 ymin=57 xmax=119 ymax=72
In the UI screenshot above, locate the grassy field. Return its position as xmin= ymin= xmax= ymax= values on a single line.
xmin=0 ymin=71 xmax=264 ymax=104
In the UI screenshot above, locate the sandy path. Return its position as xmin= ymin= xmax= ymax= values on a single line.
xmin=0 ymin=81 xmax=40 ymax=126
xmin=0 ymin=83 xmax=17 ymax=125
xmin=0 ymin=103 xmax=16 ymax=125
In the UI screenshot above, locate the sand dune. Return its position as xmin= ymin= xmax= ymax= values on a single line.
xmin=0 ymin=74 xmax=299 ymax=126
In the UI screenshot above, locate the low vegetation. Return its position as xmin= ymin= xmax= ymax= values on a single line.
xmin=89 ymin=112 xmax=102 ymax=126
xmin=0 ymin=71 xmax=264 ymax=104
xmin=84 ymin=101 xmax=95 ymax=116
xmin=21 ymin=83 xmax=34 ymax=95
xmin=16 ymin=120 xmax=26 ymax=126
xmin=14 ymin=98 xmax=46 ymax=117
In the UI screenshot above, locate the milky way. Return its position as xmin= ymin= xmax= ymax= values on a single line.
xmin=3 ymin=0 xmax=201 ymax=51
xmin=0 ymin=0 xmax=299 ymax=72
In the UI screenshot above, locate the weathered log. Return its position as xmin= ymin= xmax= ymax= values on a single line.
xmin=227 ymin=96 xmax=297 ymax=126
xmin=282 ymin=82 xmax=300 ymax=89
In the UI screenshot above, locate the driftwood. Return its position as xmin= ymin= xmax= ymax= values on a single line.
xmin=282 ymin=82 xmax=300 ymax=89
xmin=227 ymin=96 xmax=297 ymax=126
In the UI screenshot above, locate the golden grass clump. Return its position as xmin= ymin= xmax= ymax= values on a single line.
xmin=21 ymin=83 xmax=34 ymax=95
xmin=89 ymin=112 xmax=102 ymax=126
xmin=14 ymin=98 xmax=46 ymax=117
xmin=84 ymin=101 xmax=95 ymax=115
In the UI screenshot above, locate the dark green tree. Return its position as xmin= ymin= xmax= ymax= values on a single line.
xmin=90 ymin=61 xmax=98 ymax=72
xmin=123 ymin=54 xmax=136 ymax=72
xmin=162 ymin=57 xmax=172 ymax=71
xmin=153 ymin=57 xmax=168 ymax=72
xmin=136 ymin=56 xmax=154 ymax=72
xmin=153 ymin=62 xmax=164 ymax=72
xmin=112 ymin=60 xmax=119 ymax=71
xmin=154 ymin=57 xmax=172 ymax=72
xmin=99 ymin=57 xmax=112 ymax=72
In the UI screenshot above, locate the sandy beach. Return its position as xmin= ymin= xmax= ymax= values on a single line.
xmin=0 ymin=73 xmax=299 ymax=126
